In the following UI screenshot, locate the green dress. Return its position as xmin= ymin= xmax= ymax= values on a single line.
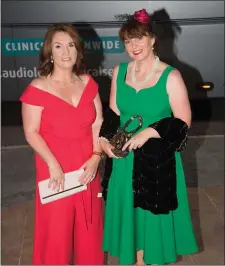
xmin=102 ymin=63 xmax=198 ymax=265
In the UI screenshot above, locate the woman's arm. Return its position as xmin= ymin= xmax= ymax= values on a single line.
xmin=98 ymin=65 xmax=121 ymax=158
xmin=22 ymin=103 xmax=64 ymax=190
xmin=167 ymin=69 xmax=192 ymax=127
xmin=78 ymin=93 xmax=103 ymax=184
xmin=22 ymin=103 xmax=60 ymax=167
xmin=109 ymin=65 xmax=120 ymax=115
xmin=92 ymin=93 xmax=104 ymax=153
xmin=99 ymin=64 xmax=121 ymax=139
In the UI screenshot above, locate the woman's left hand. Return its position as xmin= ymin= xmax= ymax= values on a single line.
xmin=122 ymin=128 xmax=159 ymax=152
xmin=79 ymin=155 xmax=101 ymax=185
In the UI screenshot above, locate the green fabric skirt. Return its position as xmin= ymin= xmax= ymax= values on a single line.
xmin=102 ymin=152 xmax=198 ymax=265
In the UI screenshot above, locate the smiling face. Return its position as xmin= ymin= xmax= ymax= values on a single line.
xmin=119 ymin=18 xmax=156 ymax=62
xmin=38 ymin=24 xmax=85 ymax=77
xmin=124 ymin=34 xmax=155 ymax=61
xmin=51 ymin=31 xmax=77 ymax=70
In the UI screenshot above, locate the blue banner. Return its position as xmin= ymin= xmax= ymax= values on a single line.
xmin=2 ymin=36 xmax=125 ymax=55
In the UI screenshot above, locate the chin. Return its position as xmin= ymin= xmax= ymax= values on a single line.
xmin=61 ymin=63 xmax=74 ymax=69
xmin=133 ymin=55 xmax=144 ymax=61
xmin=134 ymin=53 xmax=150 ymax=62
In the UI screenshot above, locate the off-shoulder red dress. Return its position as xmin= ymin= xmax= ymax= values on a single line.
xmin=20 ymin=75 xmax=104 ymax=265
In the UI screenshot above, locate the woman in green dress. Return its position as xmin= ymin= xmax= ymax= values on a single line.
xmin=99 ymin=9 xmax=198 ymax=265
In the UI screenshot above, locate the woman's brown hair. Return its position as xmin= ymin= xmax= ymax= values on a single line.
xmin=119 ymin=17 xmax=158 ymax=54
xmin=38 ymin=23 xmax=85 ymax=76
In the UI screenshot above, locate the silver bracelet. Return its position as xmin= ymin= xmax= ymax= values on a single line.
xmin=97 ymin=136 xmax=109 ymax=145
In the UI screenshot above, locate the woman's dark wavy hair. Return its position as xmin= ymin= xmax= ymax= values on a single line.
xmin=38 ymin=23 xmax=85 ymax=76
xmin=117 ymin=14 xmax=158 ymax=55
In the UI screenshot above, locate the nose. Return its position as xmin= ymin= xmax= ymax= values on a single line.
xmin=63 ymin=46 xmax=69 ymax=56
xmin=131 ymin=39 xmax=137 ymax=48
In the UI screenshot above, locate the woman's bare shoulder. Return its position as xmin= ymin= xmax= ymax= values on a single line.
xmin=30 ymin=76 xmax=48 ymax=91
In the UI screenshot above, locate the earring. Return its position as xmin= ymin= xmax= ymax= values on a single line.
xmin=152 ymin=47 xmax=154 ymax=50
xmin=51 ymin=56 xmax=53 ymax=63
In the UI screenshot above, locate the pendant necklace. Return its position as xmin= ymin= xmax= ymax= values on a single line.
xmin=131 ymin=56 xmax=160 ymax=85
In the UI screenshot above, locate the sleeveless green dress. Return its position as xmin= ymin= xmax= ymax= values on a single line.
xmin=102 ymin=63 xmax=198 ymax=265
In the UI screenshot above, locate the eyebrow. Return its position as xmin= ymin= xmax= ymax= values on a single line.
xmin=53 ymin=41 xmax=75 ymax=45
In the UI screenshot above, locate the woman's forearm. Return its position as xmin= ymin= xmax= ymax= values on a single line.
xmin=25 ymin=131 xmax=59 ymax=167
xmin=145 ymin=127 xmax=161 ymax=139
xmin=92 ymin=118 xmax=103 ymax=153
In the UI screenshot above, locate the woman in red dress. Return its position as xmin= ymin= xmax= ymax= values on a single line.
xmin=20 ymin=24 xmax=104 ymax=265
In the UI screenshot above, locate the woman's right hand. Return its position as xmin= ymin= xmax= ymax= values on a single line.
xmin=48 ymin=162 xmax=65 ymax=192
xmin=99 ymin=138 xmax=120 ymax=158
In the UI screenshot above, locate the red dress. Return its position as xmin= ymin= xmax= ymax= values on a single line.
xmin=20 ymin=75 xmax=104 ymax=265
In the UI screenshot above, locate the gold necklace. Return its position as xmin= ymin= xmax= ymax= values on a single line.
xmin=131 ymin=56 xmax=160 ymax=85
xmin=49 ymin=76 xmax=77 ymax=85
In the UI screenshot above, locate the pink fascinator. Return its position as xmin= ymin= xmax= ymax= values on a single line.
xmin=133 ymin=9 xmax=150 ymax=24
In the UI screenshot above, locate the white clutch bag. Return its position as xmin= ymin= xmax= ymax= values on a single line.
xmin=38 ymin=169 xmax=87 ymax=204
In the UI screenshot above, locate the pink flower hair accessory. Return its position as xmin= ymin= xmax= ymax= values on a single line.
xmin=133 ymin=9 xmax=150 ymax=24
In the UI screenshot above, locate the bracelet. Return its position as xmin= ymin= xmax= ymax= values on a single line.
xmin=97 ymin=136 xmax=109 ymax=145
xmin=93 ymin=151 xmax=104 ymax=159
